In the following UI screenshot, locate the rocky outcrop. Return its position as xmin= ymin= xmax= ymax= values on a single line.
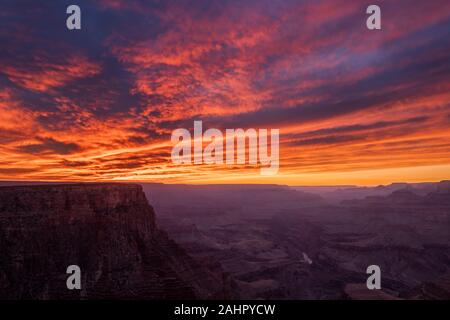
xmin=0 ymin=183 xmax=227 ymax=299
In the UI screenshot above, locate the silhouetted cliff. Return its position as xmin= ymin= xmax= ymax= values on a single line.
xmin=0 ymin=183 xmax=228 ymax=299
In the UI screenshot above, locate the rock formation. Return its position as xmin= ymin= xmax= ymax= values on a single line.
xmin=0 ymin=183 xmax=228 ymax=299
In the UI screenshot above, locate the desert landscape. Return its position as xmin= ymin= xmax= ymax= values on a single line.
xmin=0 ymin=181 xmax=448 ymax=299
xmin=142 ymin=182 xmax=450 ymax=299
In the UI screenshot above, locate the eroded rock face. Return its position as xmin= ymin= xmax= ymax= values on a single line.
xmin=0 ymin=183 xmax=226 ymax=299
xmin=142 ymin=183 xmax=450 ymax=299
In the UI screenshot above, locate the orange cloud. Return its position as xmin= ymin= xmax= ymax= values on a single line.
xmin=0 ymin=0 xmax=449 ymax=185
xmin=2 ymin=55 xmax=101 ymax=92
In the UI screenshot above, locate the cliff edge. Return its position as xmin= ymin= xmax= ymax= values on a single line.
xmin=0 ymin=183 xmax=227 ymax=299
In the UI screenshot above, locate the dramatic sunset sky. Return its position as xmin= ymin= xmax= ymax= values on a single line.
xmin=0 ymin=0 xmax=449 ymax=185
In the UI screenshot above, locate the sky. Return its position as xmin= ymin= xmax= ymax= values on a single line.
xmin=0 ymin=0 xmax=449 ymax=185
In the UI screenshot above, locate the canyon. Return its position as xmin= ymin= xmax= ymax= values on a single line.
xmin=0 ymin=181 xmax=449 ymax=299
xmin=143 ymin=182 xmax=450 ymax=299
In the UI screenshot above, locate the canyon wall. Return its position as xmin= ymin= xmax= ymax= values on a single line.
xmin=0 ymin=183 xmax=227 ymax=299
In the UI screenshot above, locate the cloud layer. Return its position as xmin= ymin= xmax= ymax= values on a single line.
xmin=0 ymin=0 xmax=449 ymax=184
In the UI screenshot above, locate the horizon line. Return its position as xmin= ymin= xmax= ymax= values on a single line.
xmin=1 ymin=179 xmax=448 ymax=188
